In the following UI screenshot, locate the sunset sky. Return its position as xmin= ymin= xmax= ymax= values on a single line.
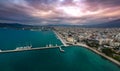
xmin=0 ymin=0 xmax=120 ymax=25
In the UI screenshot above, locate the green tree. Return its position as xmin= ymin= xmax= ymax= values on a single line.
xmin=102 ymin=48 xmax=113 ymax=57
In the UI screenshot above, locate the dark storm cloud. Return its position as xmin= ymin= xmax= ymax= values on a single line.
xmin=0 ymin=0 xmax=44 ymax=24
xmin=0 ymin=0 xmax=119 ymax=25
xmin=86 ymin=0 xmax=120 ymax=6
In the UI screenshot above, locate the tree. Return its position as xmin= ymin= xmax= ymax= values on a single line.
xmin=102 ymin=48 xmax=113 ymax=57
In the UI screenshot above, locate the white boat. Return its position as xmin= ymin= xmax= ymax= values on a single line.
xmin=15 ymin=45 xmax=32 ymax=50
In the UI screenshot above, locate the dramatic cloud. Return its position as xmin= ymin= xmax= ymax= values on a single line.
xmin=0 ymin=0 xmax=120 ymax=25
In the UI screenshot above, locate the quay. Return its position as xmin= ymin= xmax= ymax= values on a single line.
xmin=0 ymin=45 xmax=66 ymax=53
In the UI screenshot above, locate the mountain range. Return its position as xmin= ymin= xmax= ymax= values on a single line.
xmin=0 ymin=19 xmax=120 ymax=28
xmin=85 ymin=19 xmax=120 ymax=28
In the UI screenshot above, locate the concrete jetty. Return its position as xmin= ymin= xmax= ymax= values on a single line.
xmin=58 ymin=46 xmax=65 ymax=52
xmin=0 ymin=45 xmax=66 ymax=53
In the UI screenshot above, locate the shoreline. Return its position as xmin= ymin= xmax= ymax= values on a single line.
xmin=74 ymin=43 xmax=120 ymax=67
xmin=54 ymin=31 xmax=120 ymax=67
xmin=54 ymin=31 xmax=67 ymax=46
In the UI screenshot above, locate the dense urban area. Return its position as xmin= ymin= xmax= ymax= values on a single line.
xmin=54 ymin=27 xmax=120 ymax=62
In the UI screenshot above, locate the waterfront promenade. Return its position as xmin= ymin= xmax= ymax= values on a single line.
xmin=54 ymin=31 xmax=68 ymax=46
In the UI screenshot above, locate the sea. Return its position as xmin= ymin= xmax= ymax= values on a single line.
xmin=0 ymin=28 xmax=120 ymax=71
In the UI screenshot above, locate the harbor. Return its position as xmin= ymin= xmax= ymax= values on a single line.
xmin=0 ymin=31 xmax=67 ymax=54
xmin=0 ymin=28 xmax=120 ymax=71
xmin=2 ymin=30 xmax=118 ymax=67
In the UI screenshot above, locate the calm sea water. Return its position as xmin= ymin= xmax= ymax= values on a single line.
xmin=0 ymin=28 xmax=120 ymax=71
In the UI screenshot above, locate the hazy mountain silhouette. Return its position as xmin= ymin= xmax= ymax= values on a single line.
xmin=86 ymin=19 xmax=120 ymax=28
xmin=0 ymin=19 xmax=120 ymax=28
xmin=0 ymin=23 xmax=31 ymax=28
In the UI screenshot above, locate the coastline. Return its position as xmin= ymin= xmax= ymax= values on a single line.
xmin=54 ymin=31 xmax=120 ymax=67
xmin=74 ymin=43 xmax=120 ymax=67
xmin=54 ymin=31 xmax=67 ymax=46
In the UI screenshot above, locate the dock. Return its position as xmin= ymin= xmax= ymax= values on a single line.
xmin=0 ymin=31 xmax=68 ymax=54
xmin=0 ymin=45 xmax=66 ymax=53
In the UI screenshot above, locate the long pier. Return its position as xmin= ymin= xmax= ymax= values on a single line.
xmin=0 ymin=45 xmax=66 ymax=53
